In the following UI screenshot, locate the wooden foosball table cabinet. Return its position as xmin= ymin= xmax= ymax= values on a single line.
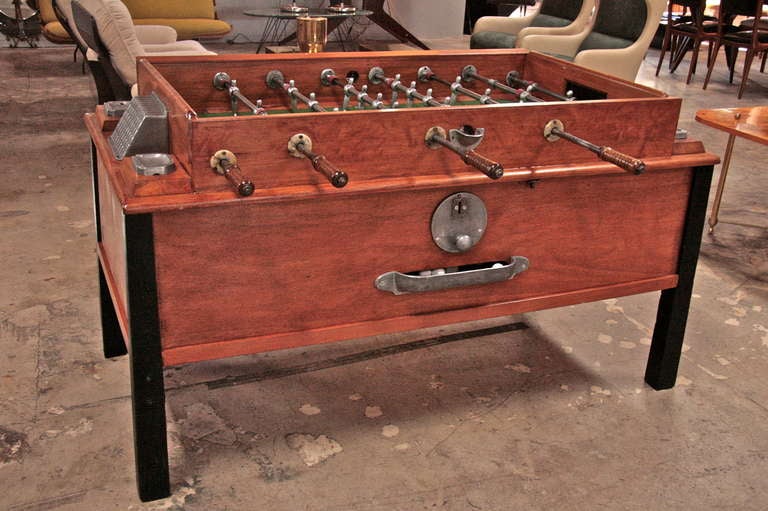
xmin=85 ymin=49 xmax=718 ymax=501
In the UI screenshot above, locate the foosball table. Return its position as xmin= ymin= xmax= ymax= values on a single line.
xmin=84 ymin=49 xmax=718 ymax=501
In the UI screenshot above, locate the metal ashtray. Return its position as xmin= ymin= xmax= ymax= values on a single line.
xmin=104 ymin=100 xmax=130 ymax=117
xmin=132 ymin=153 xmax=176 ymax=176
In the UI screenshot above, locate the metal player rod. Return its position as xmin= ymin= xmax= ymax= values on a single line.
xmin=265 ymin=70 xmax=325 ymax=112
xmin=368 ymin=67 xmax=448 ymax=108
xmin=460 ymin=65 xmax=543 ymax=103
xmin=543 ymin=120 xmax=645 ymax=175
xmin=320 ymin=68 xmax=384 ymax=110
xmin=506 ymin=70 xmax=573 ymax=102
xmin=425 ymin=126 xmax=504 ymax=179
xmin=213 ymin=72 xmax=267 ymax=116
xmin=417 ymin=66 xmax=497 ymax=105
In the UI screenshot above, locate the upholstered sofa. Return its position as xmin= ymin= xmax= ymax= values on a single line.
xmin=39 ymin=0 xmax=230 ymax=43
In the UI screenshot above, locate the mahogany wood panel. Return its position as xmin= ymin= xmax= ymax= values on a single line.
xmin=152 ymin=167 xmax=692 ymax=350
xmin=131 ymin=52 xmax=681 ymax=194
xmin=161 ymin=275 xmax=678 ymax=366
xmin=142 ymin=51 xmax=663 ymax=115
xmin=182 ymin=97 xmax=681 ymax=192
xmin=103 ymin=152 xmax=715 ymax=214
xmin=144 ymin=51 xmax=530 ymax=113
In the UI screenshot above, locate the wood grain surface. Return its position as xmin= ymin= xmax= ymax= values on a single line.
xmin=85 ymin=52 xmax=721 ymax=368
xmin=695 ymin=106 xmax=768 ymax=145
xmin=131 ymin=50 xmax=681 ymax=194
xmin=152 ymin=168 xmax=692 ymax=354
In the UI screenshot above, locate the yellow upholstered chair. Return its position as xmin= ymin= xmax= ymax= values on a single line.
xmin=40 ymin=0 xmax=231 ymax=43
xmin=39 ymin=0 xmax=73 ymax=43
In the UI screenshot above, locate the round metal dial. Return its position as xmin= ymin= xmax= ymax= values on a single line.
xmin=431 ymin=192 xmax=487 ymax=253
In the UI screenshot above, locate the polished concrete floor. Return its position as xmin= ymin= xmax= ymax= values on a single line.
xmin=0 ymin=39 xmax=766 ymax=511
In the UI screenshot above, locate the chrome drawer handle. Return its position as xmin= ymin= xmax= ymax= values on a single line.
xmin=375 ymin=256 xmax=529 ymax=296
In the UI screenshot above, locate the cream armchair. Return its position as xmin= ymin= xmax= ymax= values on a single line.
xmin=519 ymin=0 xmax=666 ymax=82
xmin=71 ymin=0 xmax=215 ymax=102
xmin=471 ymin=0 xmax=595 ymax=49
xmin=57 ymin=0 xmax=208 ymax=53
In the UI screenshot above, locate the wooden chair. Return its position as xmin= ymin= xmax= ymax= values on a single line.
xmin=702 ymin=0 xmax=768 ymax=98
xmin=655 ymin=0 xmax=720 ymax=83
xmin=739 ymin=15 xmax=768 ymax=72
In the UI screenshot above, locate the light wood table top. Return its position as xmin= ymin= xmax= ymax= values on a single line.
xmin=695 ymin=105 xmax=768 ymax=233
xmin=695 ymin=106 xmax=768 ymax=146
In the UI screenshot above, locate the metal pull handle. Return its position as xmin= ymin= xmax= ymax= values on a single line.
xmin=209 ymin=149 xmax=255 ymax=197
xmin=375 ymin=256 xmax=529 ymax=295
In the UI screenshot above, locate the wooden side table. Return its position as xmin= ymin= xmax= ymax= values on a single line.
xmin=695 ymin=106 xmax=768 ymax=233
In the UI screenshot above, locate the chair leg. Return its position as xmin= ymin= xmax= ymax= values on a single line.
xmin=737 ymin=50 xmax=755 ymax=99
xmin=726 ymin=46 xmax=737 ymax=83
xmin=761 ymin=50 xmax=766 ymax=73
xmin=656 ymin=28 xmax=672 ymax=76
xmin=686 ymin=39 xmax=701 ymax=84
xmin=670 ymin=35 xmax=692 ymax=73
xmin=702 ymin=39 xmax=721 ymax=90
xmin=705 ymin=40 xmax=716 ymax=68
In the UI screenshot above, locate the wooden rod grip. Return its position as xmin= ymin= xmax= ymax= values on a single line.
xmin=462 ymin=150 xmax=504 ymax=180
xmin=598 ymin=147 xmax=646 ymax=175
xmin=223 ymin=164 xmax=255 ymax=197
xmin=310 ymin=154 xmax=349 ymax=188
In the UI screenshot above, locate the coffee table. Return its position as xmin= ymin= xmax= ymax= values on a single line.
xmin=243 ymin=8 xmax=373 ymax=53
xmin=695 ymin=106 xmax=768 ymax=233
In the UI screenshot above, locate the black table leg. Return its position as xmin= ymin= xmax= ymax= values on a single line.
xmin=645 ymin=165 xmax=714 ymax=390
xmin=98 ymin=263 xmax=127 ymax=358
xmin=125 ymin=213 xmax=170 ymax=501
